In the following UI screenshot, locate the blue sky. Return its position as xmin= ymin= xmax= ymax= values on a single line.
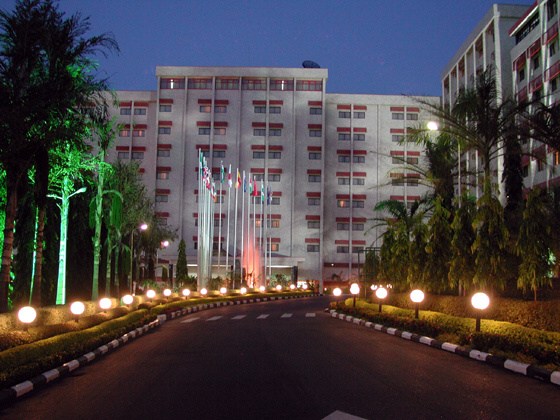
xmin=1 ymin=0 xmax=533 ymax=96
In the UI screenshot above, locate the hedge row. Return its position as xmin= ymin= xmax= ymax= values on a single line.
xmin=383 ymin=293 xmax=560 ymax=333
xmin=0 ymin=310 xmax=154 ymax=389
xmin=335 ymin=300 xmax=560 ymax=369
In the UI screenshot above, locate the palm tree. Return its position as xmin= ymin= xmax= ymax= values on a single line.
xmin=0 ymin=0 xmax=117 ymax=311
xmin=449 ymin=191 xmax=477 ymax=294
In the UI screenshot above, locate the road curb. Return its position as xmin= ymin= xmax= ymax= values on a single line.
xmin=329 ymin=310 xmax=560 ymax=387
xmin=0 ymin=293 xmax=320 ymax=406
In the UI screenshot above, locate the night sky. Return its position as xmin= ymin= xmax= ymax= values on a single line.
xmin=1 ymin=0 xmax=533 ymax=96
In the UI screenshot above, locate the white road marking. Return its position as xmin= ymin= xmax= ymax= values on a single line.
xmin=306 ymin=313 xmax=316 ymax=317
xmin=281 ymin=313 xmax=293 ymax=318
xmin=181 ymin=317 xmax=200 ymax=323
xmin=322 ymin=410 xmax=368 ymax=420
xmin=257 ymin=314 xmax=269 ymax=319
xmin=206 ymin=316 xmax=223 ymax=321
xmin=232 ymin=315 xmax=246 ymax=320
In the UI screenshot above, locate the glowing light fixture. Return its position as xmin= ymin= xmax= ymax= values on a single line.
xmin=99 ymin=298 xmax=112 ymax=311
xmin=200 ymin=288 xmax=208 ymax=296
xmin=276 ymin=285 xmax=282 ymax=292
xmin=410 ymin=289 xmax=425 ymax=319
xmin=302 ymin=284 xmax=308 ymax=290
xmin=471 ymin=292 xmax=490 ymax=332
xmin=427 ymin=121 xmax=439 ymax=131
xmin=290 ymin=284 xmax=295 ymax=290
xmin=163 ymin=289 xmax=172 ymax=297
xmin=122 ymin=295 xmax=134 ymax=306
xmin=146 ymin=290 xmax=156 ymax=301
xmin=182 ymin=288 xmax=191 ymax=298
xmin=18 ymin=306 xmax=37 ymax=331
xmin=350 ymin=283 xmax=360 ymax=307
xmin=220 ymin=287 xmax=227 ymax=294
xmin=259 ymin=286 xmax=266 ymax=293
xmin=70 ymin=301 xmax=85 ymax=322
xmin=240 ymin=287 xmax=247 ymax=294
xmin=375 ymin=287 xmax=388 ymax=312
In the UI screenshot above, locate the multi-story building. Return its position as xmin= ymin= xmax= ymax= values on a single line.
xmin=509 ymin=0 xmax=560 ymax=190
xmin=108 ymin=66 xmax=439 ymax=289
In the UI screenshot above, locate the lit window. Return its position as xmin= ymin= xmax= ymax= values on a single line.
xmin=199 ymin=128 xmax=211 ymax=135
xmin=200 ymin=106 xmax=211 ymax=113
xmin=308 ymin=175 xmax=321 ymax=182
xmin=310 ymin=130 xmax=322 ymax=137
xmin=310 ymin=107 xmax=322 ymax=115
xmin=307 ymin=221 xmax=320 ymax=229
xmin=337 ymin=246 xmax=349 ymax=253
xmin=307 ymin=245 xmax=320 ymax=252
xmin=254 ymin=129 xmax=266 ymax=136
xmin=353 ymin=134 xmax=365 ymax=141
xmin=117 ymin=152 xmax=129 ymax=159
xmin=309 ymin=152 xmax=321 ymax=160
xmin=269 ymin=80 xmax=294 ymax=91
xmin=338 ymin=155 xmax=351 ymax=163
xmin=215 ymin=78 xmax=239 ymax=90
xmin=296 ymin=80 xmax=322 ymax=91
xmin=269 ymin=129 xmax=281 ymax=136
xmin=160 ymin=78 xmax=185 ymax=89
xmin=269 ymin=220 xmax=280 ymax=228
xmin=119 ymin=130 xmax=130 ymax=137
xmin=338 ymin=133 xmax=350 ymax=141
xmin=120 ymin=108 xmax=131 ymax=115
xmin=132 ymin=130 xmax=145 ymax=137
xmin=308 ymin=197 xmax=320 ymax=206
xmin=339 ymin=111 xmax=351 ymax=118
xmin=354 ymin=112 xmax=365 ymax=118
xmin=155 ymin=195 xmax=168 ymax=202
xmin=158 ymin=127 xmax=171 ymax=134
xmin=267 ymin=243 xmax=279 ymax=252
xmin=132 ymin=152 xmax=144 ymax=159
xmin=213 ymin=150 xmax=226 ymax=158
xmin=537 ymin=158 xmax=545 ymax=172
xmin=159 ymin=105 xmax=171 ymax=112
xmin=134 ymin=108 xmax=146 ymax=115
xmin=215 ymin=106 xmax=227 ymax=113
xmin=214 ymin=128 xmax=226 ymax=135
xmin=554 ymin=151 xmax=560 ymax=165
xmin=392 ymin=113 xmax=404 ymax=120
xmin=158 ymin=149 xmax=170 ymax=157
xmin=337 ymin=200 xmax=349 ymax=208
xmin=188 ymin=78 xmax=212 ymax=89
xmin=157 ymin=172 xmax=170 ymax=179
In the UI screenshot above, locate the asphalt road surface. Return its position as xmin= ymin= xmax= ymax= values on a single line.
xmin=2 ymin=295 xmax=560 ymax=419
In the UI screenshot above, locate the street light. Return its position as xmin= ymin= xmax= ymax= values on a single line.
xmin=99 ymin=298 xmax=112 ymax=312
xmin=70 ymin=301 xmax=85 ymax=323
xmin=375 ymin=287 xmax=388 ymax=312
xmin=333 ymin=287 xmax=342 ymax=307
xmin=200 ymin=288 xmax=208 ymax=296
xmin=182 ymin=288 xmax=191 ymax=299
xmin=350 ymin=283 xmax=360 ymax=307
xmin=220 ymin=287 xmax=227 ymax=295
xmin=163 ymin=288 xmax=172 ymax=298
xmin=240 ymin=287 xmax=247 ymax=295
xmin=471 ymin=292 xmax=490 ymax=332
xmin=427 ymin=121 xmax=439 ymax=131
xmin=122 ymin=294 xmax=134 ymax=306
xmin=156 ymin=240 xmax=169 ymax=282
xmin=410 ymin=289 xmax=425 ymax=319
xmin=146 ymin=289 xmax=156 ymax=302
xmin=18 ymin=306 xmax=37 ymax=331
xmin=130 ymin=223 xmax=148 ymax=293
xmin=276 ymin=284 xmax=282 ymax=292
xmin=259 ymin=286 xmax=266 ymax=293
xmin=302 ymin=284 xmax=308 ymax=290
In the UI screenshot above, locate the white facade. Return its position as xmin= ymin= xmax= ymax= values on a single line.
xmin=108 ymin=66 xmax=439 ymax=287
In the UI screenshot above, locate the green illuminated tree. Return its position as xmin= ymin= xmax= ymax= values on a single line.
xmin=0 ymin=0 xmax=117 ymax=311
xmin=449 ymin=192 xmax=477 ymax=292
xmin=423 ymin=197 xmax=453 ymax=292
xmin=176 ymin=239 xmax=188 ymax=287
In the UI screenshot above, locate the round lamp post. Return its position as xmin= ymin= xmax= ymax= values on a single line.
xmin=259 ymin=286 xmax=266 ymax=293
xmin=122 ymin=294 xmax=134 ymax=307
xmin=302 ymin=284 xmax=308 ymax=290
xmin=220 ymin=287 xmax=227 ymax=295
xmin=375 ymin=287 xmax=388 ymax=312
xmin=99 ymin=298 xmax=112 ymax=312
xmin=427 ymin=121 xmax=439 ymax=131
xmin=350 ymin=283 xmax=360 ymax=307
xmin=333 ymin=287 xmax=342 ymax=306
xmin=18 ymin=306 xmax=37 ymax=331
xmin=276 ymin=284 xmax=282 ymax=292
xmin=290 ymin=284 xmax=295 ymax=290
xmin=163 ymin=289 xmax=172 ymax=298
xmin=70 ymin=301 xmax=85 ymax=323
xmin=240 ymin=287 xmax=247 ymax=295
xmin=146 ymin=289 xmax=156 ymax=302
xmin=410 ymin=289 xmax=425 ymax=319
xmin=200 ymin=288 xmax=208 ymax=296
xmin=182 ymin=288 xmax=191 ymax=299
xmin=471 ymin=292 xmax=490 ymax=332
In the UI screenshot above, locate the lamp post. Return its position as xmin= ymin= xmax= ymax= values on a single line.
xmin=122 ymin=294 xmax=134 ymax=307
xmin=146 ymin=289 xmax=156 ymax=302
xmin=70 ymin=301 xmax=85 ymax=323
xmin=156 ymin=240 xmax=169 ymax=282
xmin=333 ymin=287 xmax=342 ymax=307
xmin=182 ymin=288 xmax=191 ymax=299
xmin=350 ymin=283 xmax=360 ymax=308
xmin=375 ymin=287 xmax=388 ymax=312
xmin=18 ymin=306 xmax=37 ymax=331
xmin=99 ymin=298 xmax=112 ymax=312
xmin=130 ymin=223 xmax=148 ymax=293
xmin=410 ymin=289 xmax=424 ymax=319
xmin=471 ymin=292 xmax=490 ymax=332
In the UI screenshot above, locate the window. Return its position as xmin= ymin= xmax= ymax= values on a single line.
xmin=338 ymin=155 xmax=351 ymax=163
xmin=337 ymin=223 xmax=349 ymax=231
xmin=407 ymin=113 xmax=418 ymax=120
xmin=197 ymin=195 xmax=223 ymax=204
xmin=132 ymin=130 xmax=145 ymax=137
xmin=308 ymin=197 xmax=321 ymax=205
xmin=354 ymin=156 xmax=365 ymax=163
xmin=269 ymin=129 xmax=281 ymax=136
xmin=309 ymin=152 xmax=321 ymax=160
xmin=308 ymin=175 xmax=321 ymax=182
xmin=253 ymin=151 xmax=265 ymax=159
xmin=407 ymin=179 xmax=419 ymax=186
xmin=117 ymin=152 xmax=129 ymax=159
xmin=353 ymin=134 xmax=365 ymax=141
xmin=157 ymin=172 xmax=169 ymax=180
xmin=160 ymin=78 xmax=185 ymax=89
xmin=392 ymin=177 xmax=404 ymax=186
xmin=353 ymin=178 xmax=365 ymax=185
xmin=120 ymin=108 xmax=131 ymax=115
xmin=353 ymin=223 xmax=364 ymax=231
xmin=200 ymin=105 xmax=211 ymax=113
xmin=555 ymin=151 xmax=560 ymax=165
xmin=270 ymin=79 xmax=294 ymax=91
xmin=269 ymin=106 xmax=281 ymax=114
xmin=134 ymin=108 xmax=146 ymax=115
xmin=214 ymin=219 xmax=223 ymax=227
xmin=519 ymin=68 xmax=526 ymax=81
xmin=522 ymin=165 xmax=529 ymax=177
xmin=533 ymin=54 xmax=540 ymax=70
xmin=339 ymin=111 xmax=351 ymax=118
xmin=254 ymin=129 xmax=266 ymax=136
xmin=338 ymin=178 xmax=350 ymax=185
xmin=353 ymin=201 xmax=365 ymax=208
xmin=296 ymin=80 xmax=323 ymax=91
xmin=132 ymin=152 xmax=144 ymax=160
xmin=159 ymin=218 xmax=168 ymax=226
xmin=215 ymin=78 xmax=239 ymax=90
xmin=215 ymin=106 xmax=227 ymax=113
xmin=213 ymin=150 xmax=225 ymax=158
xmin=267 ymin=243 xmax=279 ymax=252
xmin=337 ymin=200 xmax=349 ymax=208
xmin=550 ymin=41 xmax=557 ymax=57
xmin=337 ymin=246 xmax=349 ymax=253
xmin=199 ymin=128 xmax=211 ymax=135
xmin=352 ymin=246 xmax=364 ymax=254
xmin=242 ymin=78 xmax=266 ymax=90
xmin=188 ymin=78 xmax=212 ymax=89
xmin=119 ymin=130 xmax=130 ymax=137
xmin=537 ymin=158 xmax=545 ymax=172
xmin=212 ymin=173 xmax=220 ymax=181
xmin=158 ymin=127 xmax=171 ymax=134
xmin=338 ymin=133 xmax=350 ymax=141
xmin=307 ymin=245 xmax=320 ymax=252
xmin=392 ymin=135 xmax=404 ymax=142
xmin=254 ymin=106 xmax=266 ymax=113
xmin=407 ymin=157 xmax=419 ymax=164
xmin=548 ymin=0 xmax=558 ymax=20
xmin=308 ymin=221 xmax=320 ymax=229
xmin=158 ymin=149 xmax=170 ymax=157
xmin=214 ymin=128 xmax=226 ymax=135
xmin=392 ymin=113 xmax=404 ymax=120
xmin=392 ymin=157 xmax=404 ymax=164
xmin=254 ymin=174 xmax=265 ymax=181
xmin=155 ymin=194 xmax=168 ymax=202
xmin=159 ymin=104 xmax=171 ymax=112
xmin=552 ymin=77 xmax=559 ymax=92
xmin=309 ymin=130 xmax=322 ymax=137
xmin=269 ymin=151 xmax=281 ymax=159
xmin=268 ymin=174 xmax=281 ymax=182
xmin=201 ymin=150 xmax=210 ymax=158
xmin=269 ymin=220 xmax=280 ymax=228
xmin=354 ymin=112 xmax=365 ymax=118
xmin=310 ymin=107 xmax=322 ymax=115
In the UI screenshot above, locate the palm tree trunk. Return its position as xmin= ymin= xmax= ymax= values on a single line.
xmin=105 ymin=234 xmax=112 ymax=297
xmin=0 ymin=172 xmax=18 ymax=313
xmin=92 ymin=167 xmax=104 ymax=301
xmin=114 ymin=245 xmax=120 ymax=297
xmin=31 ymin=205 xmax=45 ymax=307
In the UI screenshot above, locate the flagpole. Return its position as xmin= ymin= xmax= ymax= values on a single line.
xmin=268 ymin=185 xmax=272 ymax=281
xmin=246 ymin=174 xmax=251 ymax=286
xmin=233 ymin=169 xmax=240 ymax=288
xmin=252 ymin=177 xmax=256 ymax=288
xmin=260 ymin=180 xmax=264 ymax=288
xmin=241 ymin=171 xmax=246 ymax=286
xmin=225 ymin=164 xmax=232 ymax=288
xmin=197 ymin=150 xmax=202 ymax=290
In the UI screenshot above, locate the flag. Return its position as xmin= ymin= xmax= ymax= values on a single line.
xmin=243 ymin=171 xmax=247 ymax=192
xmin=253 ymin=178 xmax=257 ymax=197
xmin=235 ymin=169 xmax=241 ymax=189
xmin=267 ymin=185 xmax=270 ymax=205
xmin=249 ymin=174 xmax=253 ymax=195
xmin=228 ymin=164 xmax=232 ymax=188
xmin=261 ymin=181 xmax=265 ymax=203
xmin=220 ymin=162 xmax=225 ymax=184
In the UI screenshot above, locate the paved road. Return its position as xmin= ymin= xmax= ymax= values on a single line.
xmin=2 ymin=296 xmax=560 ymax=419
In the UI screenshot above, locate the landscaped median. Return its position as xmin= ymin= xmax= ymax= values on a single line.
xmin=0 ymin=290 xmax=317 ymax=405
xmin=330 ymin=299 xmax=560 ymax=386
